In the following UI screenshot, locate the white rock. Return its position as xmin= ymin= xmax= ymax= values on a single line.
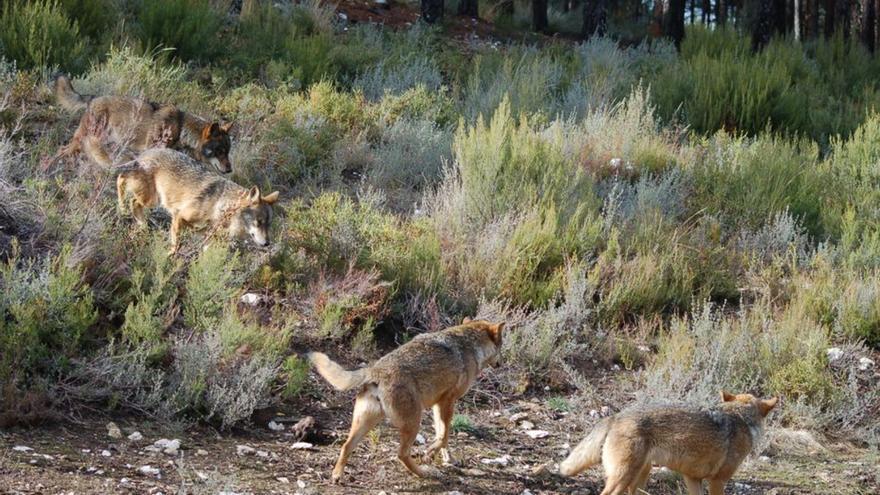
xmin=276 ymin=477 xmax=290 ymax=484
xmin=827 ymin=347 xmax=844 ymax=362
xmin=519 ymin=420 xmax=535 ymax=430
xmin=120 ymin=478 xmax=130 ymax=484
xmin=600 ymin=406 xmax=612 ymax=416
xmin=589 ymin=409 xmax=600 ymax=418
xmin=415 ymin=433 xmax=426 ymax=445
xmin=240 ymin=293 xmax=263 ymax=306
xmin=12 ymin=446 xmax=33 ymax=453
xmin=151 ymin=439 xmax=180 ymax=455
xmin=481 ymin=455 xmax=511 ymax=466
xmin=138 ymin=465 xmax=160 ymax=476
xmin=858 ymin=357 xmax=875 ymax=371
xmin=256 ymin=450 xmax=269 ymax=458
xmin=268 ymin=421 xmax=285 ymax=432
xmin=128 ymin=432 xmax=143 ymax=441
xmin=758 ymin=455 xmax=771 ymax=463
xmin=521 ymin=490 xmax=534 ymax=495
xmin=101 ymin=450 xmax=111 ymax=457
xmin=81 ymin=449 xmax=91 ymax=454
xmin=524 ymin=430 xmax=550 ymax=439
xmin=509 ymin=412 xmax=529 ymax=423
xmin=609 ymin=158 xmax=623 ymax=168
xmin=106 ymin=422 xmax=123 ymax=439
xmin=445 ymin=491 xmax=464 ymax=495
xmin=236 ymin=445 xmax=255 ymax=456
xmin=196 ymin=449 xmax=208 ymax=456
xmin=196 ymin=471 xmax=208 ymax=481
xmin=337 ymin=12 xmax=348 ymax=20
xmin=297 ymin=480 xmax=307 ymax=489
xmin=290 ymin=442 xmax=314 ymax=450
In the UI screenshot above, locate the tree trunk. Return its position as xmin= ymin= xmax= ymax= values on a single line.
xmin=457 ymin=0 xmax=478 ymax=16
xmin=532 ymin=0 xmax=549 ymax=32
xmin=702 ymin=0 xmax=711 ymax=23
xmin=861 ymin=0 xmax=876 ymax=50
xmin=690 ymin=0 xmax=695 ymax=23
xmin=752 ymin=0 xmax=776 ymax=49
xmin=794 ymin=0 xmax=800 ymax=39
xmin=666 ymin=0 xmax=686 ymax=46
xmin=717 ymin=0 xmax=728 ymax=25
xmin=651 ymin=0 xmax=667 ymax=37
xmin=421 ymin=0 xmax=444 ymax=22
xmin=803 ymin=0 xmax=818 ymax=38
xmin=835 ymin=0 xmax=851 ymax=38
xmin=582 ymin=0 xmax=608 ymax=37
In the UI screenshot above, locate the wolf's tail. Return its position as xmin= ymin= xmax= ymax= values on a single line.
xmin=307 ymin=352 xmax=370 ymax=391
xmin=53 ymin=75 xmax=92 ymax=112
xmin=559 ymin=417 xmax=611 ymax=476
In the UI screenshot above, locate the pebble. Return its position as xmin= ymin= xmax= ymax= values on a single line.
xmin=826 ymin=347 xmax=844 ymax=362
xmin=509 ymin=412 xmax=529 ymax=423
xmin=524 ymin=430 xmax=550 ymax=439
xmin=240 ymin=293 xmax=263 ymax=305
xmin=276 ymin=477 xmax=290 ymax=484
xmin=236 ymin=445 xmax=255 ymax=456
xmin=138 ymin=465 xmax=160 ymax=476
xmin=268 ymin=421 xmax=285 ymax=431
xmin=147 ymin=439 xmax=181 ymax=455
xmin=101 ymin=450 xmax=112 ymax=457
xmin=297 ymin=480 xmax=307 ymax=489
xmin=415 ymin=433 xmax=426 ymax=445
xmin=290 ymin=442 xmax=314 ymax=450
xmin=197 ymin=449 xmax=208 ymax=456
xmin=759 ymin=455 xmax=771 ymax=463
xmin=256 ymin=450 xmax=269 ymax=458
xmin=128 ymin=431 xmax=143 ymax=441
xmin=858 ymin=357 xmax=875 ymax=371
xmin=519 ymin=420 xmax=535 ymax=430
xmin=481 ymin=455 xmax=511 ymax=466
xmin=12 ymin=446 xmax=33 ymax=453
xmin=106 ymin=422 xmax=123 ymax=439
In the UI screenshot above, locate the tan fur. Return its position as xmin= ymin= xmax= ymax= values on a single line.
xmin=308 ymin=320 xmax=505 ymax=482
xmin=116 ymin=149 xmax=278 ymax=254
xmin=561 ymin=392 xmax=778 ymax=495
xmin=54 ymin=75 xmax=233 ymax=173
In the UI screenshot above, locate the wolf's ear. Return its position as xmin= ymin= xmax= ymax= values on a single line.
xmin=247 ymin=186 xmax=261 ymax=204
xmin=220 ymin=121 xmax=234 ymax=133
xmin=721 ymin=391 xmax=736 ymax=402
xmin=262 ymin=191 xmax=279 ymax=204
xmin=462 ymin=316 xmax=472 ymax=324
xmin=758 ymin=397 xmax=778 ymax=416
xmin=487 ymin=322 xmax=504 ymax=346
xmin=202 ymin=123 xmax=220 ymax=140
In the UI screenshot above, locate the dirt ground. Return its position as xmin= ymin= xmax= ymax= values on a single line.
xmin=2 ymin=383 xmax=878 ymax=495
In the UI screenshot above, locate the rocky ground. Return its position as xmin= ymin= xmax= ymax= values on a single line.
xmin=2 ymin=387 xmax=878 ymax=495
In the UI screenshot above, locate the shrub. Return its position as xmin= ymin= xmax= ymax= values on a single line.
xmin=354 ymin=57 xmax=443 ymax=101
xmin=137 ymin=0 xmax=223 ymax=62
xmin=0 ymin=244 xmax=97 ymax=387
xmin=121 ymin=240 xmax=182 ymax=346
xmin=185 ymin=245 xmax=242 ymax=333
xmin=0 ymin=0 xmax=88 ymax=72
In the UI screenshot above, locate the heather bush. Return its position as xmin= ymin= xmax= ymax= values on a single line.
xmin=185 ymin=245 xmax=242 ymax=333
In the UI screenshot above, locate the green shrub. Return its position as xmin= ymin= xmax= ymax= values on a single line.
xmin=57 ymin=0 xmax=118 ymax=44
xmin=121 ymin=240 xmax=182 ymax=346
xmin=137 ymin=0 xmax=222 ymax=62
xmin=185 ymin=245 xmax=242 ymax=333
xmin=281 ymin=354 xmax=310 ymax=398
xmin=0 ymin=0 xmax=88 ymax=72
xmin=0 ymin=244 xmax=97 ymax=386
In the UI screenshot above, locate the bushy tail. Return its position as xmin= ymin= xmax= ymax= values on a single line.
xmin=307 ymin=352 xmax=370 ymax=391
xmin=559 ymin=418 xmax=611 ymax=476
xmin=53 ymin=75 xmax=91 ymax=112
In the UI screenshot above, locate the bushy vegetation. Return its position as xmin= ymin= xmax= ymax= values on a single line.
xmin=1 ymin=3 xmax=879 ymax=446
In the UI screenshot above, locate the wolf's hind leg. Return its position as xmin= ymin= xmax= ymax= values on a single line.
xmin=397 ymin=420 xmax=440 ymax=478
xmin=331 ymin=387 xmax=384 ymax=482
xmin=116 ymin=174 xmax=128 ymax=213
xmin=82 ymin=135 xmax=113 ymax=168
xmin=630 ymin=463 xmax=652 ymax=494
xmin=707 ymin=478 xmax=726 ymax=495
xmin=684 ymin=476 xmax=704 ymax=495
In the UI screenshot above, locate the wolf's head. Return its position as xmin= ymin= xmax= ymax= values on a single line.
xmin=720 ymin=391 xmax=779 ymax=419
xmin=461 ymin=317 xmax=505 ymax=367
xmin=199 ymin=122 xmax=233 ymax=174
xmin=230 ymin=186 xmax=279 ymax=247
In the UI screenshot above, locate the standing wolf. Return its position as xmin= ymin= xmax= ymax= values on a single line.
xmin=116 ymin=149 xmax=278 ymax=254
xmin=560 ymin=392 xmax=778 ymax=495
xmin=308 ymin=318 xmax=505 ymax=482
xmin=53 ymin=75 xmax=233 ymax=173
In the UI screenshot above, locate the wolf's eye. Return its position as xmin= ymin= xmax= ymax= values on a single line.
xmin=203 ymin=148 xmax=213 ymax=156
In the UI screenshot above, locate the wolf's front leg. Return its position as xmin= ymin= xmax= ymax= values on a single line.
xmin=423 ymin=399 xmax=455 ymax=465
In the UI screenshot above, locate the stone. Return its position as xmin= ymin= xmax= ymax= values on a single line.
xmin=106 ymin=422 xmax=123 ymax=439
xmin=524 ymin=430 xmax=550 ymax=439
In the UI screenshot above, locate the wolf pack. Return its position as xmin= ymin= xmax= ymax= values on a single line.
xmin=52 ymin=76 xmax=778 ymax=495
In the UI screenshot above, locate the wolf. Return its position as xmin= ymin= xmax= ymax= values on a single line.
xmin=559 ymin=392 xmax=778 ymax=495
xmin=307 ymin=318 xmax=505 ymax=482
xmin=53 ymin=75 xmax=233 ymax=173
xmin=116 ymin=149 xmax=278 ymax=254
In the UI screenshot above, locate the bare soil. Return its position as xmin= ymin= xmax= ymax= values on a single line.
xmin=2 ymin=382 xmax=877 ymax=495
